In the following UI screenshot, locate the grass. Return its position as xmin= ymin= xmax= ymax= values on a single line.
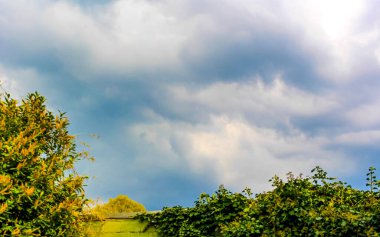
xmin=86 ymin=219 xmax=158 ymax=237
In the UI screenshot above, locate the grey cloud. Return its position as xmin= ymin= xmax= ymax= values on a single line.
xmin=180 ymin=21 xmax=322 ymax=89
xmin=0 ymin=0 xmax=326 ymax=89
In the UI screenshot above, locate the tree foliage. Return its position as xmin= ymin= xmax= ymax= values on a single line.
xmin=0 ymin=93 xmax=88 ymax=236
xmin=140 ymin=167 xmax=380 ymax=236
xmin=87 ymin=195 xmax=146 ymax=220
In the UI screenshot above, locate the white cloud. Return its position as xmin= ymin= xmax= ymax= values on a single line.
xmin=0 ymin=65 xmax=40 ymax=99
xmin=0 ymin=0 xmax=193 ymax=77
xmin=303 ymin=0 xmax=364 ymax=40
xmin=335 ymin=130 xmax=380 ymax=146
xmin=44 ymin=0 xmax=205 ymax=74
xmin=168 ymin=76 xmax=337 ymax=123
xmin=128 ymin=114 xmax=353 ymax=192
xmin=278 ymin=0 xmax=375 ymax=83
xmin=345 ymin=100 xmax=380 ymax=128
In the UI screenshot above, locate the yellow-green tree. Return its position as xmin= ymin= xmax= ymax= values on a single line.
xmin=0 ymin=93 xmax=88 ymax=236
xmin=92 ymin=195 xmax=146 ymax=218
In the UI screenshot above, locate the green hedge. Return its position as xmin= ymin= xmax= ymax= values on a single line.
xmin=140 ymin=166 xmax=380 ymax=236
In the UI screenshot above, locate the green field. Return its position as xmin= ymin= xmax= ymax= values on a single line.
xmin=86 ymin=219 xmax=158 ymax=237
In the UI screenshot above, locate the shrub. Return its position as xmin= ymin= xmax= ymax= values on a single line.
xmin=141 ymin=167 xmax=380 ymax=236
xmin=89 ymin=195 xmax=146 ymax=220
xmin=139 ymin=185 xmax=251 ymax=236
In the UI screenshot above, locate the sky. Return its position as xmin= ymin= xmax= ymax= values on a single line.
xmin=1 ymin=0 xmax=380 ymax=210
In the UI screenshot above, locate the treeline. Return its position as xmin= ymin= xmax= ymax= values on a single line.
xmin=139 ymin=167 xmax=380 ymax=236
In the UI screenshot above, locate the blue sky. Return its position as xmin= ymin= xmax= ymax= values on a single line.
xmin=1 ymin=0 xmax=380 ymax=210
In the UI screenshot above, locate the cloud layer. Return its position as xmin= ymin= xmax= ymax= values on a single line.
xmin=1 ymin=0 xmax=380 ymax=209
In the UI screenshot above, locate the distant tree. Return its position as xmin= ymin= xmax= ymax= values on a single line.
xmin=0 ymin=92 xmax=89 ymax=236
xmin=91 ymin=195 xmax=146 ymax=219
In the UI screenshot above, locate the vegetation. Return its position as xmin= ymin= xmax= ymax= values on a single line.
xmin=87 ymin=195 xmax=146 ymax=220
xmin=83 ymin=195 xmax=150 ymax=237
xmin=140 ymin=167 xmax=380 ymax=236
xmin=0 ymin=93 xmax=89 ymax=236
xmin=4 ymin=91 xmax=380 ymax=236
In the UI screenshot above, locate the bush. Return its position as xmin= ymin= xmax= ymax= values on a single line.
xmin=89 ymin=195 xmax=146 ymax=220
xmin=139 ymin=185 xmax=251 ymax=236
xmin=0 ymin=93 xmax=88 ymax=236
xmin=141 ymin=167 xmax=380 ymax=236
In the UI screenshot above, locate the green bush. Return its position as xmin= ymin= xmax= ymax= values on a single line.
xmin=141 ymin=167 xmax=380 ymax=236
xmin=0 ymin=93 xmax=89 ymax=236
xmin=139 ymin=185 xmax=251 ymax=236
xmin=89 ymin=195 xmax=146 ymax=220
